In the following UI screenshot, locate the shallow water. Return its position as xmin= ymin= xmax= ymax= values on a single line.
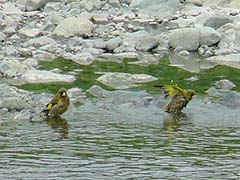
xmin=0 ymin=93 xmax=239 ymax=179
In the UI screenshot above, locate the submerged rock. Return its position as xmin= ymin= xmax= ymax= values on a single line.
xmin=96 ymin=72 xmax=157 ymax=89
xmin=20 ymin=70 xmax=76 ymax=83
xmin=215 ymin=79 xmax=236 ymax=90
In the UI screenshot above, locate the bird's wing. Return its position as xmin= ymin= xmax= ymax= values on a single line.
xmin=46 ymin=95 xmax=60 ymax=110
xmin=154 ymin=84 xmax=184 ymax=98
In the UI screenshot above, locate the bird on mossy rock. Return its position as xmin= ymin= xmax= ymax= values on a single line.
xmin=154 ymin=84 xmax=195 ymax=113
xmin=41 ymin=88 xmax=70 ymax=117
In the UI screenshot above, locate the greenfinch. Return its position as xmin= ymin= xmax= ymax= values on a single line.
xmin=41 ymin=88 xmax=70 ymax=117
xmin=154 ymin=84 xmax=194 ymax=113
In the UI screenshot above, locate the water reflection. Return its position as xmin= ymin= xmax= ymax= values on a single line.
xmin=45 ymin=116 xmax=69 ymax=139
xmin=163 ymin=112 xmax=191 ymax=143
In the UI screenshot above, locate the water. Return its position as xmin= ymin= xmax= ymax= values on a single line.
xmin=0 ymin=95 xmax=239 ymax=179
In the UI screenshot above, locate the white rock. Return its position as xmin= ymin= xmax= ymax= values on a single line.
xmin=53 ymin=17 xmax=94 ymax=37
xmin=215 ymin=79 xmax=236 ymax=90
xmin=26 ymin=36 xmax=56 ymax=47
xmin=96 ymin=72 xmax=157 ymax=89
xmin=21 ymin=70 xmax=76 ymax=83
xmin=169 ymin=28 xmax=200 ymax=51
xmin=16 ymin=0 xmax=57 ymax=11
xmin=2 ymin=2 xmax=23 ymax=14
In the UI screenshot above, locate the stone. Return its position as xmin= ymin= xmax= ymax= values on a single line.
xmin=215 ymin=79 xmax=236 ymax=90
xmin=169 ymin=28 xmax=200 ymax=51
xmin=87 ymin=85 xmax=108 ymax=98
xmin=26 ymin=36 xmax=56 ymax=47
xmin=2 ymin=2 xmax=23 ymax=14
xmin=53 ymin=17 xmax=94 ymax=38
xmin=63 ymin=52 xmax=94 ymax=65
xmin=106 ymin=37 xmax=123 ymax=51
xmin=21 ymin=70 xmax=76 ymax=83
xmin=206 ymin=54 xmax=240 ymax=69
xmin=199 ymin=27 xmax=221 ymax=46
xmin=135 ymin=36 xmax=159 ymax=51
xmin=203 ymin=16 xmax=233 ymax=29
xmin=206 ymin=87 xmax=222 ymax=97
xmin=16 ymin=0 xmax=58 ymax=11
xmin=96 ymin=72 xmax=157 ymax=89
xmin=122 ymin=31 xmax=149 ymax=48
xmin=219 ymin=91 xmax=240 ymax=108
xmin=67 ymin=87 xmax=86 ymax=103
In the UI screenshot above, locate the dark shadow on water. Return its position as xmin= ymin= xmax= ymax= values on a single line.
xmin=45 ymin=116 xmax=69 ymax=139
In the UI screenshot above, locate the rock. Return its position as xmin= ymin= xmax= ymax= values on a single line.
xmin=215 ymin=79 xmax=236 ymax=90
xmin=113 ymin=52 xmax=139 ymax=60
xmin=230 ymin=0 xmax=240 ymax=9
xmin=96 ymin=72 xmax=157 ymax=89
xmin=131 ymin=0 xmax=179 ymax=18
xmin=53 ymin=17 xmax=94 ymax=38
xmin=135 ymin=36 xmax=159 ymax=51
xmin=128 ymin=55 xmax=161 ymax=66
xmin=23 ymin=58 xmax=38 ymax=67
xmin=91 ymin=14 xmax=109 ymax=24
xmin=16 ymin=0 xmax=58 ymax=11
xmin=0 ymin=97 xmax=30 ymax=110
xmin=178 ymin=50 xmax=190 ymax=56
xmin=21 ymin=70 xmax=76 ymax=83
xmin=25 ymin=36 xmax=56 ymax=47
xmin=0 ymin=60 xmax=32 ymax=78
xmin=206 ymin=54 xmax=240 ymax=69
xmin=203 ymin=16 xmax=233 ymax=29
xmin=67 ymin=87 xmax=86 ymax=103
xmin=18 ymin=25 xmax=40 ymax=38
xmin=199 ymin=27 xmax=221 ymax=46
xmin=122 ymin=31 xmax=149 ymax=48
xmin=13 ymin=109 xmax=32 ymax=120
xmin=2 ymin=2 xmax=23 ymax=15
xmin=0 ymin=32 xmax=6 ymax=43
xmin=92 ymin=39 xmax=106 ymax=49
xmin=219 ymin=91 xmax=240 ymax=108
xmin=87 ymin=85 xmax=108 ymax=98
xmin=169 ymin=28 xmax=200 ymax=51
xmin=206 ymin=87 xmax=222 ymax=97
xmin=106 ymin=37 xmax=123 ymax=51
xmin=67 ymin=52 xmax=95 ymax=65
xmin=218 ymin=23 xmax=240 ymax=52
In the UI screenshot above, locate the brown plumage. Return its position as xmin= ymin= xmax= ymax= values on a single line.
xmin=154 ymin=84 xmax=195 ymax=113
xmin=41 ymin=88 xmax=70 ymax=117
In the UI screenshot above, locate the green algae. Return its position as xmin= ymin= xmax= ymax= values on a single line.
xmin=17 ymin=57 xmax=240 ymax=95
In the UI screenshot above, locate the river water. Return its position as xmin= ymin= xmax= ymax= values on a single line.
xmin=0 ymin=90 xmax=239 ymax=179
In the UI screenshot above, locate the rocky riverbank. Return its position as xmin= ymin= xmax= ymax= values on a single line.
xmin=0 ymin=0 xmax=240 ymax=83
xmin=0 ymin=0 xmax=240 ymax=120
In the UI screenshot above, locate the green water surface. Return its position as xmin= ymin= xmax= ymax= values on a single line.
xmin=18 ymin=57 xmax=240 ymax=94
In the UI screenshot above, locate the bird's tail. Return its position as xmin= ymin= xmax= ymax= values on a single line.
xmin=154 ymin=84 xmax=170 ymax=98
xmin=39 ymin=109 xmax=49 ymax=117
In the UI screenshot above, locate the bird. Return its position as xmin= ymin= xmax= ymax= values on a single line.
xmin=154 ymin=84 xmax=194 ymax=113
xmin=41 ymin=88 xmax=70 ymax=117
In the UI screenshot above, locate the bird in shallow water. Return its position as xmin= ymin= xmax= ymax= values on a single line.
xmin=154 ymin=84 xmax=195 ymax=113
xmin=41 ymin=88 xmax=70 ymax=117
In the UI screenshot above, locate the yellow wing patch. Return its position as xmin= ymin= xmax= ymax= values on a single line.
xmin=47 ymin=103 xmax=53 ymax=110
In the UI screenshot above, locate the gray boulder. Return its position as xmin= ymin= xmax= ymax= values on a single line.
xmin=21 ymin=70 xmax=76 ymax=83
xmin=53 ymin=17 xmax=94 ymax=38
xmin=106 ymin=37 xmax=123 ymax=51
xmin=136 ymin=36 xmax=159 ymax=51
xmin=203 ymin=16 xmax=233 ymax=29
xmin=199 ymin=27 xmax=221 ymax=46
xmin=16 ymin=0 xmax=59 ymax=11
xmin=206 ymin=54 xmax=240 ymax=69
xmin=131 ymin=0 xmax=179 ymax=18
xmin=219 ymin=91 xmax=240 ymax=108
xmin=169 ymin=28 xmax=200 ymax=51
xmin=96 ymin=72 xmax=157 ymax=89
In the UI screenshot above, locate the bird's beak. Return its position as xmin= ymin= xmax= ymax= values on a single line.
xmin=62 ymin=92 xmax=67 ymax=97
